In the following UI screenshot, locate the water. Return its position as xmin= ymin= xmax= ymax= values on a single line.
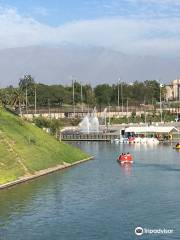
xmin=0 ymin=142 xmax=180 ymax=240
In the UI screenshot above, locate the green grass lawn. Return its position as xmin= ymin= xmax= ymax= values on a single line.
xmin=0 ymin=109 xmax=89 ymax=185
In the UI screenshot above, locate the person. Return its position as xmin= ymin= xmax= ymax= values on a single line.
xmin=119 ymin=153 xmax=124 ymax=161
xmin=176 ymin=143 xmax=180 ymax=148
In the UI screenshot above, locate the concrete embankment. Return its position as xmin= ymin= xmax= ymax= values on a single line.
xmin=0 ymin=156 xmax=93 ymax=190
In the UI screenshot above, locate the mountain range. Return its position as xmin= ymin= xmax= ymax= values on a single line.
xmin=0 ymin=45 xmax=179 ymax=87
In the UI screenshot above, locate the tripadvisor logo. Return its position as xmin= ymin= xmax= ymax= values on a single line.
xmin=135 ymin=226 xmax=174 ymax=236
xmin=135 ymin=227 xmax=144 ymax=236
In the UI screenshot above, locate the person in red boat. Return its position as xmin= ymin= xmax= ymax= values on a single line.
xmin=118 ymin=152 xmax=133 ymax=163
xmin=126 ymin=152 xmax=132 ymax=161
xmin=119 ymin=153 xmax=124 ymax=160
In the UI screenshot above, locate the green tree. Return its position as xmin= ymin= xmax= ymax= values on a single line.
xmin=83 ymin=84 xmax=96 ymax=106
xmin=144 ymin=80 xmax=160 ymax=103
xmin=10 ymin=88 xmax=25 ymax=115
xmin=19 ymin=74 xmax=35 ymax=91
xmin=94 ymin=84 xmax=113 ymax=106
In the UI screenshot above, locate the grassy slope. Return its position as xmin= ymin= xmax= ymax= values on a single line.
xmin=0 ymin=109 xmax=89 ymax=184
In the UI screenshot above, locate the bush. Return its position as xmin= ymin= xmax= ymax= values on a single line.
xmin=33 ymin=116 xmax=50 ymax=128
xmin=131 ymin=111 xmax=136 ymax=118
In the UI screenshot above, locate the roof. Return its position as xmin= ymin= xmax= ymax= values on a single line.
xmin=125 ymin=126 xmax=178 ymax=134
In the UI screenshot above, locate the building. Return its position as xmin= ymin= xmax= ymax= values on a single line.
xmin=165 ymin=79 xmax=180 ymax=101
xmin=124 ymin=126 xmax=178 ymax=140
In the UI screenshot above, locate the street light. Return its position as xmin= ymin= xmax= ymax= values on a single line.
xmin=25 ymin=80 xmax=28 ymax=115
xmin=34 ymin=83 xmax=37 ymax=115
xmin=117 ymin=78 xmax=124 ymax=116
xmin=177 ymin=78 xmax=180 ymax=120
xmin=80 ymin=81 xmax=83 ymax=113
xmin=120 ymin=79 xmax=124 ymax=115
xmin=126 ymin=98 xmax=129 ymax=119
xmin=48 ymin=98 xmax=51 ymax=118
xmin=108 ymin=105 xmax=111 ymax=125
xmin=71 ymin=77 xmax=76 ymax=118
xmin=118 ymin=78 xmax=120 ymax=109
xmin=73 ymin=79 xmax=75 ymax=117
xmin=159 ymin=81 xmax=163 ymax=123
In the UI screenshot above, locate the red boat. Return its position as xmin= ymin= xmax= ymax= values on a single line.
xmin=128 ymin=137 xmax=135 ymax=143
xmin=118 ymin=153 xmax=133 ymax=164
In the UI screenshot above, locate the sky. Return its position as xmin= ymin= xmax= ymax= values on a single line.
xmin=0 ymin=0 xmax=180 ymax=56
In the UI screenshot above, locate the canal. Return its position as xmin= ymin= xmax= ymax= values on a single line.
xmin=0 ymin=142 xmax=180 ymax=240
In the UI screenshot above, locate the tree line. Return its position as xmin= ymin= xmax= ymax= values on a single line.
xmin=0 ymin=75 xmax=165 ymax=111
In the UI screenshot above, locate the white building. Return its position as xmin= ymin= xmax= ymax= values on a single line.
xmin=165 ymin=79 xmax=180 ymax=101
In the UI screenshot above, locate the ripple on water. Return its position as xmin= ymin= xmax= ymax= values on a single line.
xmin=0 ymin=142 xmax=180 ymax=240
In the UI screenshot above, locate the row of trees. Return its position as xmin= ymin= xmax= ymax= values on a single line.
xmin=0 ymin=75 xmax=36 ymax=113
xmin=0 ymin=75 xmax=166 ymax=111
xmin=94 ymin=80 xmax=164 ymax=106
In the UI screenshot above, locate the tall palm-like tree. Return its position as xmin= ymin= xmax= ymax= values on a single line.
xmin=0 ymin=86 xmax=14 ymax=107
xmin=19 ymin=74 xmax=35 ymax=114
xmin=19 ymin=75 xmax=35 ymax=91
xmin=11 ymin=88 xmax=25 ymax=116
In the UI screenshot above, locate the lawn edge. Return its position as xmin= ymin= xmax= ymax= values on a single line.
xmin=0 ymin=156 xmax=93 ymax=190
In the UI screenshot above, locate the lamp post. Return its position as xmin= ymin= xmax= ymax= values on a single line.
xmin=159 ymin=82 xmax=163 ymax=123
xmin=103 ymin=107 xmax=107 ymax=127
xmin=118 ymin=78 xmax=120 ymax=109
xmin=178 ymin=79 xmax=180 ymax=117
xmin=108 ymin=105 xmax=111 ymax=125
xmin=177 ymin=78 xmax=180 ymax=119
xmin=72 ymin=79 xmax=75 ymax=118
xmin=34 ymin=83 xmax=37 ymax=115
xmin=120 ymin=80 xmax=124 ymax=115
xmin=81 ymin=81 xmax=83 ymax=113
xmin=126 ymin=98 xmax=129 ymax=119
xmin=48 ymin=98 xmax=51 ymax=118
xmin=25 ymin=82 xmax=28 ymax=115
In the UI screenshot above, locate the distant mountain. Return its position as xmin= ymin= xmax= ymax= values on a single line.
xmin=0 ymin=45 xmax=179 ymax=87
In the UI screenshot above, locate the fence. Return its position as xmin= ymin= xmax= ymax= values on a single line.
xmin=61 ymin=133 xmax=120 ymax=141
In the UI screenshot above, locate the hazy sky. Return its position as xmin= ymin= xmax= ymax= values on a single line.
xmin=0 ymin=0 xmax=180 ymax=56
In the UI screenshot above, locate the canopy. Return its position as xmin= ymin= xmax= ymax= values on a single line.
xmin=125 ymin=126 xmax=178 ymax=134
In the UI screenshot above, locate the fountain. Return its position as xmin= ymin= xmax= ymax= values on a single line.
xmin=79 ymin=108 xmax=100 ymax=133
xmin=89 ymin=115 xmax=99 ymax=132
xmin=78 ymin=115 xmax=90 ymax=133
xmin=101 ymin=108 xmax=107 ymax=125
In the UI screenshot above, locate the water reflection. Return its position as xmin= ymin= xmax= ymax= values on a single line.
xmin=119 ymin=162 xmax=132 ymax=176
xmin=0 ymin=170 xmax=66 ymax=226
xmin=129 ymin=142 xmax=160 ymax=151
xmin=0 ymin=142 xmax=180 ymax=240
